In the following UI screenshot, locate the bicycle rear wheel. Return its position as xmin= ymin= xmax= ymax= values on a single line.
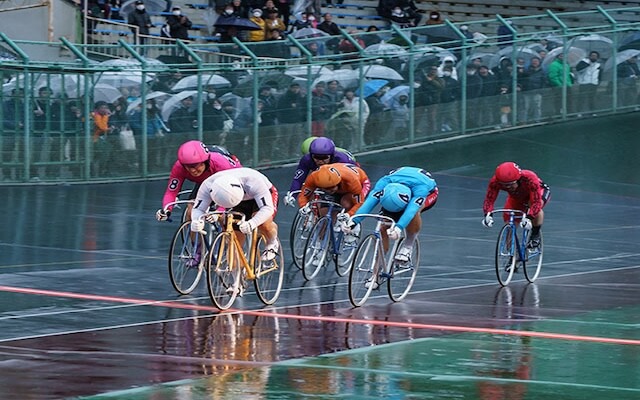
xmin=348 ymin=235 xmax=380 ymax=307
xmin=207 ymin=232 xmax=241 ymax=310
xmin=523 ymin=233 xmax=543 ymax=282
xmin=335 ymin=229 xmax=359 ymax=277
xmin=254 ymin=237 xmax=285 ymax=305
xmin=290 ymin=212 xmax=315 ymax=270
xmin=302 ymin=216 xmax=332 ymax=281
xmin=495 ymin=224 xmax=517 ymax=286
xmin=168 ymin=221 xmax=206 ymax=295
xmin=388 ymin=239 xmax=420 ymax=302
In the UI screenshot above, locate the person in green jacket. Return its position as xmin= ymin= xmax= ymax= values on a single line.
xmin=547 ymin=52 xmax=574 ymax=115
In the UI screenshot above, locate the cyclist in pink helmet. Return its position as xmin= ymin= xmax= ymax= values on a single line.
xmin=482 ymin=162 xmax=551 ymax=249
xmin=155 ymin=140 xmax=242 ymax=222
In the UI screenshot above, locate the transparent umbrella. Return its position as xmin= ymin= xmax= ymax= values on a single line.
xmin=569 ymin=34 xmax=614 ymax=59
xmin=542 ymin=46 xmax=587 ymax=70
xmin=127 ymin=91 xmax=170 ymax=114
xmin=161 ymin=90 xmax=199 ymax=122
xmin=380 ymin=85 xmax=410 ymax=108
xmin=171 ymin=74 xmax=231 ymax=91
xmin=66 ymin=83 xmax=124 ymax=104
xmin=291 ymin=27 xmax=330 ymax=39
xmin=364 ymin=43 xmax=408 ymax=58
xmin=312 ymin=69 xmax=360 ymax=89
xmin=363 ymin=65 xmax=403 ymax=81
xmin=489 ymin=46 xmax=542 ymax=69
xmin=602 ymin=49 xmax=640 ymax=72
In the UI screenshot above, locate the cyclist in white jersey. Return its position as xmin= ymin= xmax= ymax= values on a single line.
xmin=191 ymin=167 xmax=280 ymax=261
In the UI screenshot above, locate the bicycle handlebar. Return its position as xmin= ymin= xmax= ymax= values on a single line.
xmin=488 ymin=209 xmax=528 ymax=218
xmin=348 ymin=213 xmax=396 ymax=229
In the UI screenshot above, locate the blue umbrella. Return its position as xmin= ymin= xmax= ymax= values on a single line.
xmin=356 ymin=79 xmax=389 ymax=98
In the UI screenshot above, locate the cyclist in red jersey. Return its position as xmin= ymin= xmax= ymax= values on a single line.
xmin=155 ymin=140 xmax=242 ymax=222
xmin=482 ymin=162 xmax=550 ymax=248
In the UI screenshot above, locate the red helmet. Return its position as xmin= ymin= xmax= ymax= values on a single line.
xmin=178 ymin=140 xmax=209 ymax=165
xmin=495 ymin=162 xmax=522 ymax=183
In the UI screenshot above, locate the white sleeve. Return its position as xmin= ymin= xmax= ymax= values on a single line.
xmin=245 ymin=173 xmax=275 ymax=227
xmin=191 ymin=180 xmax=213 ymax=222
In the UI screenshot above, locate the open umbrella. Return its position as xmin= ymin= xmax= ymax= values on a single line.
xmin=381 ymin=85 xmax=410 ymax=108
xmin=214 ymin=15 xmax=262 ymax=31
xmin=415 ymin=44 xmax=456 ymax=62
xmin=355 ymin=79 xmax=389 ymax=98
xmin=603 ymin=49 xmax=640 ymax=71
xmin=93 ymin=83 xmax=125 ymax=104
xmin=364 ymin=42 xmax=408 ymax=58
xmin=96 ymin=71 xmax=153 ymax=88
xmin=161 ymin=90 xmax=198 ymax=122
xmin=569 ymin=34 xmax=614 ymax=59
xmin=171 ymin=74 xmax=231 ymax=91
xmin=232 ymin=71 xmax=296 ymax=97
xmin=284 ymin=65 xmax=332 ymax=77
xmin=126 ymin=91 xmax=169 ymax=114
xmin=619 ymin=31 xmax=640 ymax=51
xmin=291 ymin=27 xmax=330 ymax=39
xmin=312 ymin=69 xmax=359 ymax=89
xmin=66 ymin=83 xmax=124 ymax=104
xmin=489 ymin=45 xmax=541 ymax=69
xmin=363 ymin=65 xmax=404 ymax=81
xmin=542 ymin=46 xmax=587 ymax=70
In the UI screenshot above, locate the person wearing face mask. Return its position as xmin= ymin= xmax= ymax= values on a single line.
xmin=127 ymin=0 xmax=152 ymax=42
xmin=248 ymin=9 xmax=266 ymax=42
xmin=165 ymin=6 xmax=192 ymax=40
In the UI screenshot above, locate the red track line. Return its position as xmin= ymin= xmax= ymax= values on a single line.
xmin=2 ymin=285 xmax=639 ymax=346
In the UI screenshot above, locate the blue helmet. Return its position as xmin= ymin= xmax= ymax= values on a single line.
xmin=380 ymin=183 xmax=411 ymax=212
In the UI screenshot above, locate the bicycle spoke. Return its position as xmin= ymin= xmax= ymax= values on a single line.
xmin=388 ymin=239 xmax=420 ymax=302
xmin=349 ymin=235 xmax=379 ymax=307
xmin=168 ymin=221 xmax=204 ymax=295
xmin=495 ymin=224 xmax=516 ymax=286
xmin=254 ymin=237 xmax=284 ymax=305
xmin=207 ymin=232 xmax=240 ymax=310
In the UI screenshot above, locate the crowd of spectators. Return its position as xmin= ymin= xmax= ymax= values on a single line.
xmin=4 ymin=2 xmax=640 ymax=181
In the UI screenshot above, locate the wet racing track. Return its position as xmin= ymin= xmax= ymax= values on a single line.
xmin=0 ymin=113 xmax=638 ymax=399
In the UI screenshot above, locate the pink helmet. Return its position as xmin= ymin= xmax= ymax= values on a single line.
xmin=495 ymin=162 xmax=522 ymax=183
xmin=177 ymin=141 xmax=209 ymax=165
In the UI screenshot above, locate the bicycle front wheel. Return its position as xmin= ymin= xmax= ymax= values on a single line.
xmin=335 ymin=229 xmax=359 ymax=277
xmin=348 ymin=234 xmax=380 ymax=307
xmin=207 ymin=232 xmax=241 ymax=310
xmin=495 ymin=224 xmax=517 ymax=286
xmin=168 ymin=221 xmax=206 ymax=295
xmin=254 ymin=237 xmax=285 ymax=305
xmin=388 ymin=239 xmax=420 ymax=302
xmin=523 ymin=233 xmax=543 ymax=282
xmin=302 ymin=216 xmax=332 ymax=281
xmin=290 ymin=212 xmax=315 ymax=270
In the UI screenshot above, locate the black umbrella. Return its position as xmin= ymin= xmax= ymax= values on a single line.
xmin=214 ymin=16 xmax=262 ymax=31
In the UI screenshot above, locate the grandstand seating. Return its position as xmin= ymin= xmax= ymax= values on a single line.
xmin=93 ymin=0 xmax=640 ymax=44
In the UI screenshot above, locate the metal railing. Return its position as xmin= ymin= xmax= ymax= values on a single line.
xmin=1 ymin=6 xmax=640 ymax=183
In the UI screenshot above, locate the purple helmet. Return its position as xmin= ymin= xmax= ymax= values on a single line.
xmin=309 ymin=137 xmax=336 ymax=156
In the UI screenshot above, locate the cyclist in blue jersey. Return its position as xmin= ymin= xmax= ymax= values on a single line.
xmin=283 ymin=136 xmax=358 ymax=207
xmin=346 ymin=166 xmax=439 ymax=263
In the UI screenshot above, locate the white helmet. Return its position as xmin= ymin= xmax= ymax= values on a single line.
xmin=210 ymin=175 xmax=244 ymax=208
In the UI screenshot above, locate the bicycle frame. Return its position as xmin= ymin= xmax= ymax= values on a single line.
xmin=214 ymin=211 xmax=258 ymax=281
xmin=301 ymin=198 xmax=349 ymax=280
